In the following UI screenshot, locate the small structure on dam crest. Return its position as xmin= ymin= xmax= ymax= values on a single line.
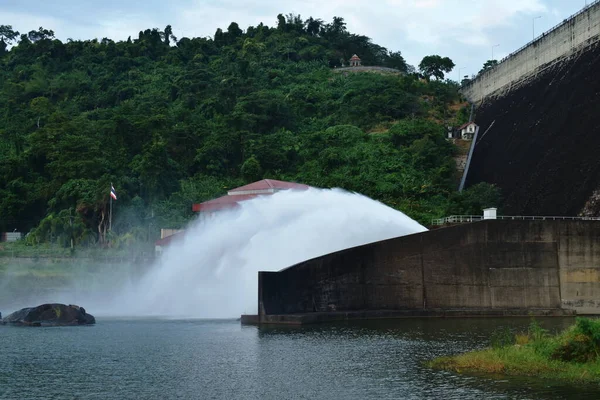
xmin=243 ymin=216 xmax=600 ymax=325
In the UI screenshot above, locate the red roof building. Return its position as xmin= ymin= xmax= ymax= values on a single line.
xmin=156 ymin=179 xmax=310 ymax=252
xmin=192 ymin=179 xmax=310 ymax=213
xmin=349 ymin=54 xmax=362 ymax=67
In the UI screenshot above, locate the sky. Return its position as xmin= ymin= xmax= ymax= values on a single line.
xmin=0 ymin=0 xmax=593 ymax=79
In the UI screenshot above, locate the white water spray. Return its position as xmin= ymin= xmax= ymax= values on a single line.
xmin=97 ymin=188 xmax=426 ymax=318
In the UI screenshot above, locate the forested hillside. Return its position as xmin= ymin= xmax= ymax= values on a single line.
xmin=0 ymin=15 xmax=490 ymax=248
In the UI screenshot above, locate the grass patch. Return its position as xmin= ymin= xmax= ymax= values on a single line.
xmin=0 ymin=241 xmax=153 ymax=260
xmin=428 ymin=318 xmax=600 ymax=383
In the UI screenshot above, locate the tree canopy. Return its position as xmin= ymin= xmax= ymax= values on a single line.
xmin=0 ymin=15 xmax=474 ymax=248
xmin=418 ymin=55 xmax=455 ymax=81
xmin=479 ymin=59 xmax=498 ymax=74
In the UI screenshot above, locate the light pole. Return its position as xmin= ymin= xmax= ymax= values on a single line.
xmin=458 ymin=67 xmax=466 ymax=82
xmin=533 ymin=16 xmax=542 ymax=40
xmin=492 ymin=44 xmax=500 ymax=60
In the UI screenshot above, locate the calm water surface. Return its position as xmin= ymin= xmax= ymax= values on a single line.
xmin=1 ymin=317 xmax=598 ymax=399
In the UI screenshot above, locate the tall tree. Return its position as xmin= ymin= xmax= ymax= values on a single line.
xmin=0 ymin=25 xmax=19 ymax=53
xmin=27 ymin=27 xmax=55 ymax=42
xmin=418 ymin=55 xmax=455 ymax=80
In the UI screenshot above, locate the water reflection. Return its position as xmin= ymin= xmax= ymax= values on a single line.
xmin=2 ymin=317 xmax=598 ymax=399
xmin=256 ymin=317 xmax=593 ymax=400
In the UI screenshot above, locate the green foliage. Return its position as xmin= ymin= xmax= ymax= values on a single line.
xmin=552 ymin=318 xmax=600 ymax=363
xmin=446 ymin=183 xmax=503 ymax=215
xmin=241 ymin=156 xmax=263 ymax=181
xmin=389 ymin=118 xmax=444 ymax=147
xmin=418 ymin=55 xmax=455 ymax=81
xmin=528 ymin=319 xmax=549 ymax=342
xmin=490 ymin=327 xmax=515 ymax=349
xmin=0 ymin=25 xmax=20 ymax=43
xmin=431 ymin=318 xmax=600 ymax=384
xmin=479 ymin=59 xmax=498 ymax=74
xmin=0 ymin=17 xmax=467 ymax=246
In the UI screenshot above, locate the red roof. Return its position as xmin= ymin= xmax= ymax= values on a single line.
xmin=350 ymin=54 xmax=361 ymax=60
xmin=457 ymin=121 xmax=477 ymax=130
xmin=192 ymin=179 xmax=310 ymax=212
xmin=192 ymin=193 xmax=259 ymax=212
xmin=228 ymin=179 xmax=309 ymax=194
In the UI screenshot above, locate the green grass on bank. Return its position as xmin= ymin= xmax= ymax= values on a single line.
xmin=429 ymin=318 xmax=600 ymax=383
xmin=0 ymin=241 xmax=153 ymax=260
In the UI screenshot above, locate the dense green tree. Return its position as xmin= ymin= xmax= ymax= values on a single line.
xmin=0 ymin=14 xmax=468 ymax=246
xmin=418 ymin=55 xmax=455 ymax=80
xmin=241 ymin=155 xmax=263 ymax=181
xmin=0 ymin=25 xmax=20 ymax=43
xmin=27 ymin=27 xmax=55 ymax=42
xmin=0 ymin=25 xmax=19 ymax=54
xmin=446 ymin=183 xmax=503 ymax=215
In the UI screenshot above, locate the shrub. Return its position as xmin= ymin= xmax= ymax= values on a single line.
xmin=551 ymin=318 xmax=600 ymax=363
xmin=490 ymin=327 xmax=515 ymax=349
xmin=529 ymin=319 xmax=549 ymax=341
xmin=515 ymin=334 xmax=530 ymax=345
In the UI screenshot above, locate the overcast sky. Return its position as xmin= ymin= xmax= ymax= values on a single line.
xmin=1 ymin=0 xmax=592 ymax=79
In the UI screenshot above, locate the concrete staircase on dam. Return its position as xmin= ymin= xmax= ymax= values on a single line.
xmin=243 ymin=219 xmax=600 ymax=325
xmin=458 ymin=1 xmax=600 ymax=217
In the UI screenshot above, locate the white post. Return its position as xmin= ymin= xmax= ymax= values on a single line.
xmin=109 ymin=186 xmax=113 ymax=232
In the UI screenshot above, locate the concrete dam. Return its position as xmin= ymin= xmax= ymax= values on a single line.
xmin=242 ymin=3 xmax=600 ymax=325
xmin=462 ymin=1 xmax=600 ymax=215
xmin=248 ymin=220 xmax=600 ymax=325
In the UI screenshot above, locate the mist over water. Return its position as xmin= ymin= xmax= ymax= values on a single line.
xmin=1 ymin=188 xmax=426 ymax=319
xmin=98 ymin=188 xmax=426 ymax=318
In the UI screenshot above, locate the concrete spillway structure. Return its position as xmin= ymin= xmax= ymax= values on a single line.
xmin=242 ymin=4 xmax=600 ymax=326
xmin=245 ymin=220 xmax=600 ymax=325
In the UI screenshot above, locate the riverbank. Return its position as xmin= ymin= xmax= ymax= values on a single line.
xmin=429 ymin=318 xmax=600 ymax=383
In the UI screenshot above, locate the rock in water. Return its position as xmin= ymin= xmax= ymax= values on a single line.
xmin=1 ymin=304 xmax=95 ymax=326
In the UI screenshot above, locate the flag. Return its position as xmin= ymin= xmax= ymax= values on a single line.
xmin=110 ymin=185 xmax=117 ymax=200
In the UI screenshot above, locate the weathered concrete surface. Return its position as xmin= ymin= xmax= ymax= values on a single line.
xmin=558 ymin=222 xmax=600 ymax=313
xmin=461 ymin=2 xmax=600 ymax=103
xmin=254 ymin=221 xmax=600 ymax=325
xmin=465 ymin=41 xmax=600 ymax=216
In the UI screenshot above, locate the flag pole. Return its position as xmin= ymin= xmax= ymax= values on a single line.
xmin=109 ymin=183 xmax=113 ymax=232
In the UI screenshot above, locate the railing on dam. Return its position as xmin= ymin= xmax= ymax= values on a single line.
xmin=461 ymin=0 xmax=600 ymax=87
xmin=431 ymin=215 xmax=600 ymax=226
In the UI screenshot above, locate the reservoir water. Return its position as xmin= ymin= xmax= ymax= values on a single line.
xmin=1 ymin=317 xmax=598 ymax=399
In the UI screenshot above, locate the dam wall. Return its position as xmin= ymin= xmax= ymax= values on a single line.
xmin=465 ymin=39 xmax=600 ymax=216
xmin=461 ymin=1 xmax=600 ymax=103
xmin=257 ymin=220 xmax=600 ymax=324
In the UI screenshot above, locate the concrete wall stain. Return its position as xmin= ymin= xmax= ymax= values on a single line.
xmin=257 ymin=221 xmax=600 ymax=323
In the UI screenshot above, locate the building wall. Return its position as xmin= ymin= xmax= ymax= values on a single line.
xmin=258 ymin=220 xmax=600 ymax=320
xmin=461 ymin=2 xmax=600 ymax=103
